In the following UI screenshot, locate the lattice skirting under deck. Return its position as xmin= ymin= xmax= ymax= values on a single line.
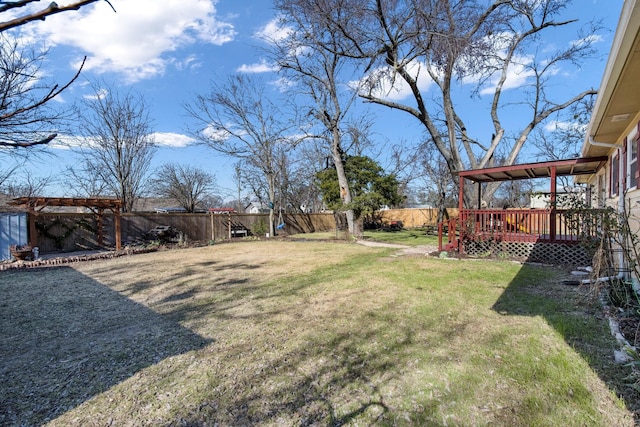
xmin=462 ymin=240 xmax=592 ymax=265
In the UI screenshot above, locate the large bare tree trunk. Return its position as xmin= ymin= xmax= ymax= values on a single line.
xmin=268 ymin=173 xmax=276 ymax=237
xmin=330 ymin=133 xmax=359 ymax=237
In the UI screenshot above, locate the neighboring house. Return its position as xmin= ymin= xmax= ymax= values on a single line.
xmin=529 ymin=188 xmax=585 ymax=209
xmin=245 ymin=201 xmax=269 ymax=214
xmin=134 ymin=197 xmax=183 ymax=213
xmin=576 ymin=0 xmax=640 ymax=272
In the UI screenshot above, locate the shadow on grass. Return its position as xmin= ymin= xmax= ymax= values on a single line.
xmin=173 ymin=306 xmax=413 ymax=425
xmin=491 ymin=263 xmax=639 ymax=419
xmin=0 ymin=267 xmax=211 ymax=426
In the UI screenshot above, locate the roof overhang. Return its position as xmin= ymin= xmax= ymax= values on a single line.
xmin=582 ymin=0 xmax=640 ymax=157
xmin=458 ymin=157 xmax=608 ymax=183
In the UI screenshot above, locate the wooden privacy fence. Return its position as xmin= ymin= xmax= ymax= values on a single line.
xmin=26 ymin=208 xmax=457 ymax=253
xmin=30 ymin=212 xmax=337 ymax=253
xmin=378 ymin=208 xmax=459 ymax=229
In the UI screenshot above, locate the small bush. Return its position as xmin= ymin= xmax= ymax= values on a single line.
xmin=252 ymin=218 xmax=268 ymax=236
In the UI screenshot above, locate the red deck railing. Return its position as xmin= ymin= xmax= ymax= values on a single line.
xmin=439 ymin=208 xmax=604 ymax=251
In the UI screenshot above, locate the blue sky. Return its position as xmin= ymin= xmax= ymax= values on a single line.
xmin=5 ymin=0 xmax=626 ymax=201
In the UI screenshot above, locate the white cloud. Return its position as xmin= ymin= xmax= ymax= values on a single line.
xmin=255 ymin=17 xmax=290 ymax=43
xmin=174 ymin=55 xmax=202 ymax=71
xmin=30 ymin=0 xmax=236 ymax=82
xmin=271 ymin=77 xmax=295 ymax=92
xmin=83 ymin=88 xmax=108 ymax=101
xmin=571 ymin=34 xmax=603 ymax=48
xmin=153 ymin=132 xmax=196 ymax=148
xmin=51 ymin=132 xmax=195 ymax=149
xmin=544 ymin=120 xmax=586 ymax=133
xmin=202 ymin=125 xmax=232 ymax=141
xmin=48 ymin=134 xmax=89 ymax=150
xmin=237 ymin=58 xmax=277 ymax=74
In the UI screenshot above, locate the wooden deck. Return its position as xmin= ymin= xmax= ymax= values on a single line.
xmin=439 ymin=208 xmax=603 ymax=252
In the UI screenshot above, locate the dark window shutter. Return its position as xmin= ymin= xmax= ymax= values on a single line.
xmin=611 ymin=152 xmax=619 ymax=197
xmin=636 ymin=122 xmax=640 ymax=187
xmin=622 ymin=137 xmax=627 ymax=190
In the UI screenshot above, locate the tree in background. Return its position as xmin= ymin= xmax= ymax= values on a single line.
xmin=531 ymin=96 xmax=596 ymax=190
xmin=415 ymin=143 xmax=458 ymax=223
xmin=1 ymin=173 xmax=49 ymax=197
xmin=185 ymin=74 xmax=303 ymax=237
xmin=271 ymin=0 xmax=370 ymax=237
xmin=63 ymin=163 xmax=109 ymax=198
xmin=151 ymin=163 xmax=216 ymax=213
xmin=278 ymin=142 xmax=326 ymax=214
xmin=281 ymin=0 xmax=601 ymax=206
xmin=73 ymin=84 xmax=156 ymax=212
xmin=316 ymin=155 xmax=404 ymax=230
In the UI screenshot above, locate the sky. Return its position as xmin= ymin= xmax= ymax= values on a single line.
xmin=2 ymin=0 xmax=627 ymax=201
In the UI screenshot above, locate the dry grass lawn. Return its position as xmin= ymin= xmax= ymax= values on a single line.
xmin=0 ymin=240 xmax=635 ymax=426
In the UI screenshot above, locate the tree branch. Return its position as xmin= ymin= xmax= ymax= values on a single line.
xmin=0 ymin=56 xmax=86 ymax=123
xmin=0 ymin=0 xmax=115 ymax=32
xmin=0 ymin=131 xmax=55 ymax=147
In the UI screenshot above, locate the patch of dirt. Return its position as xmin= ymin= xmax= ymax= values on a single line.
xmin=619 ymin=316 xmax=640 ymax=346
xmin=399 ymin=244 xmax=440 ymax=256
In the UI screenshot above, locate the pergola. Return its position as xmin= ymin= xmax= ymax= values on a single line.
xmin=458 ymin=156 xmax=608 ymax=210
xmin=9 ymin=197 xmax=123 ymax=251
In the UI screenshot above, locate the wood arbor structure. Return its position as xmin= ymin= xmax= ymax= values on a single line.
xmin=9 ymin=197 xmax=123 ymax=251
xmin=439 ymin=157 xmax=608 ymax=263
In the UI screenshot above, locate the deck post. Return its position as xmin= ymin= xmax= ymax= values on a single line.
xmin=550 ymin=166 xmax=557 ymax=242
xmin=28 ymin=208 xmax=38 ymax=248
xmin=458 ymin=176 xmax=464 ymax=211
xmin=96 ymin=208 xmax=104 ymax=247
xmin=458 ymin=176 xmax=465 ymax=253
xmin=114 ymin=207 xmax=122 ymax=251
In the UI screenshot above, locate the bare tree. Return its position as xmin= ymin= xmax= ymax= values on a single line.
xmin=1 ymin=171 xmax=50 ymax=197
xmin=416 ymin=143 xmax=458 ymax=222
xmin=281 ymin=141 xmax=326 ymax=214
xmin=0 ymin=1 xmax=115 ymax=148
xmin=0 ymin=161 xmax=19 ymax=188
xmin=280 ymin=0 xmax=601 ymax=206
xmin=74 ymin=84 xmax=156 ymax=212
xmin=0 ymin=34 xmax=83 ymax=148
xmin=151 ymin=163 xmax=216 ymax=213
xmin=185 ymin=74 xmax=302 ymax=236
xmin=63 ymin=162 xmax=109 ymax=197
xmin=0 ymin=0 xmax=114 ymax=32
xmin=270 ymin=1 xmax=371 ymax=236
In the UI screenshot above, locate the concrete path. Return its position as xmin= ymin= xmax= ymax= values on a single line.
xmin=355 ymin=240 xmax=440 ymax=256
